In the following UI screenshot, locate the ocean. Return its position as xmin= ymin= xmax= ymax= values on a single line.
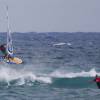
xmin=0 ymin=32 xmax=100 ymax=100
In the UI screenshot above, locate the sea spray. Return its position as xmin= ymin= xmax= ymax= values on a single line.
xmin=50 ymin=68 xmax=98 ymax=78
xmin=0 ymin=67 xmax=52 ymax=86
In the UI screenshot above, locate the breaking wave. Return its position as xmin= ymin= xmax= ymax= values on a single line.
xmin=0 ymin=66 xmax=52 ymax=86
xmin=50 ymin=68 xmax=98 ymax=78
xmin=53 ymin=42 xmax=72 ymax=46
xmin=0 ymin=66 xmax=98 ymax=88
xmin=53 ymin=42 xmax=66 ymax=46
xmin=50 ymin=68 xmax=98 ymax=88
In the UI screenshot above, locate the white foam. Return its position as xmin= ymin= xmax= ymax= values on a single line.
xmin=37 ymin=76 xmax=52 ymax=83
xmin=0 ymin=66 xmax=98 ymax=86
xmin=50 ymin=68 xmax=98 ymax=78
xmin=0 ymin=67 xmax=52 ymax=85
xmin=53 ymin=42 xmax=66 ymax=46
xmin=67 ymin=42 xmax=72 ymax=46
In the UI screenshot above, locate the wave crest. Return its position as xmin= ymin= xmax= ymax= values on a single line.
xmin=50 ymin=68 xmax=98 ymax=78
xmin=0 ymin=67 xmax=52 ymax=86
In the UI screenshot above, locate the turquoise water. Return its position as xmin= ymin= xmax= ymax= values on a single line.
xmin=0 ymin=32 xmax=100 ymax=100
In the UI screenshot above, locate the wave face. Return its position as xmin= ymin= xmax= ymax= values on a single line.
xmin=0 ymin=32 xmax=100 ymax=100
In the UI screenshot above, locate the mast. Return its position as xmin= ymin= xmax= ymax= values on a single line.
xmin=6 ymin=5 xmax=13 ymax=55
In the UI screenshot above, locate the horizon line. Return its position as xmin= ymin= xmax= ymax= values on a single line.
xmin=0 ymin=31 xmax=100 ymax=33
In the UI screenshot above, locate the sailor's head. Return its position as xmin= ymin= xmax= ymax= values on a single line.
xmin=0 ymin=44 xmax=6 ymax=47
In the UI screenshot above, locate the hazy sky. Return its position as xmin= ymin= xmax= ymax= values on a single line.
xmin=0 ymin=0 xmax=100 ymax=32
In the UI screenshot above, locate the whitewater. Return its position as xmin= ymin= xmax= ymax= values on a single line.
xmin=0 ymin=32 xmax=100 ymax=100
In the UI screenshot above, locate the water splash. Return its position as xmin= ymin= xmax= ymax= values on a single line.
xmin=0 ymin=67 xmax=52 ymax=86
xmin=50 ymin=68 xmax=98 ymax=78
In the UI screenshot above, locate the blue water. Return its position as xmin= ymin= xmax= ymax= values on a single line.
xmin=0 ymin=32 xmax=100 ymax=100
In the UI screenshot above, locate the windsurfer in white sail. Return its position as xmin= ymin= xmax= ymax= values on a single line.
xmin=0 ymin=6 xmax=22 ymax=64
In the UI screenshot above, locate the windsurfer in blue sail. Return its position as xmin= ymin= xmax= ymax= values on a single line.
xmin=0 ymin=44 xmax=13 ymax=60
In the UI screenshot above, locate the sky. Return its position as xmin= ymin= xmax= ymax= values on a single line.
xmin=0 ymin=0 xmax=100 ymax=32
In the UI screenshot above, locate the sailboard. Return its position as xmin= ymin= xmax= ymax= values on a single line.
xmin=4 ymin=6 xmax=22 ymax=64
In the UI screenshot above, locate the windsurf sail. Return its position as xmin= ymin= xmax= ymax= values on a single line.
xmin=0 ymin=6 xmax=23 ymax=64
xmin=6 ymin=6 xmax=13 ymax=56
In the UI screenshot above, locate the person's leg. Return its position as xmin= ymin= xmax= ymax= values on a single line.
xmin=97 ymin=82 xmax=100 ymax=89
xmin=8 ymin=54 xmax=14 ymax=60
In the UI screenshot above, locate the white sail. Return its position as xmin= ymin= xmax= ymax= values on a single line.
xmin=6 ymin=6 xmax=13 ymax=55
